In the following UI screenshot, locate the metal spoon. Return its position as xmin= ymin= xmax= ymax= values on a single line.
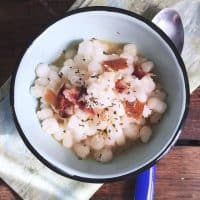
xmin=152 ymin=8 xmax=184 ymax=54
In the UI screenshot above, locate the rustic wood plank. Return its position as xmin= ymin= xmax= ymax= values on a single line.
xmin=180 ymin=87 xmax=200 ymax=140
xmin=90 ymin=178 xmax=135 ymax=200
xmin=91 ymin=146 xmax=200 ymax=200
xmin=155 ymin=146 xmax=200 ymax=200
xmin=0 ymin=0 xmax=74 ymax=86
xmin=0 ymin=179 xmax=21 ymax=200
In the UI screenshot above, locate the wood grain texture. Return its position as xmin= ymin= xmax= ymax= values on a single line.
xmin=155 ymin=146 xmax=200 ymax=200
xmin=0 ymin=1 xmax=200 ymax=200
xmin=0 ymin=0 xmax=74 ymax=86
xmin=0 ymin=179 xmax=21 ymax=200
xmin=181 ymin=88 xmax=200 ymax=140
xmin=91 ymin=146 xmax=200 ymax=200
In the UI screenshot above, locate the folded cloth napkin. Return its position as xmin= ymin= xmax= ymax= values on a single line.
xmin=0 ymin=0 xmax=199 ymax=199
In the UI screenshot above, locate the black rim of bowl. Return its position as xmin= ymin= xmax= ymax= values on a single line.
xmin=10 ymin=6 xmax=190 ymax=183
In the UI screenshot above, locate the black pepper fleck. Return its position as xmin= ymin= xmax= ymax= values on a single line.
xmin=58 ymin=72 xmax=63 ymax=78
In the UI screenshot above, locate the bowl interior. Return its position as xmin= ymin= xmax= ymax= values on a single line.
xmin=13 ymin=9 xmax=187 ymax=180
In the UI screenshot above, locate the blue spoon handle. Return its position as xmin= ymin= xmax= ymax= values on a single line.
xmin=133 ymin=165 xmax=156 ymax=200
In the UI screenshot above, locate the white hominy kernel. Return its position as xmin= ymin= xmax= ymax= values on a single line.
xmin=123 ymin=123 xmax=140 ymax=140
xmin=49 ymin=65 xmax=59 ymax=72
xmin=115 ymin=133 xmax=126 ymax=146
xmin=133 ymin=117 xmax=146 ymax=125
xmin=48 ymin=80 xmax=59 ymax=89
xmin=73 ymin=143 xmax=90 ymax=159
xmin=35 ymin=77 xmax=49 ymax=86
xmin=140 ymin=126 xmax=152 ymax=143
xmin=93 ymin=117 xmax=108 ymax=131
xmin=94 ymin=148 xmax=113 ymax=163
xmin=37 ymin=108 xmax=53 ymax=120
xmin=48 ymin=70 xmax=60 ymax=81
xmin=53 ymin=131 xmax=64 ymax=141
xmin=141 ymin=61 xmax=154 ymax=72
xmin=147 ymin=97 xmax=167 ymax=113
xmin=64 ymin=59 xmax=75 ymax=67
xmin=67 ymin=115 xmax=91 ymax=142
xmin=141 ymin=76 xmax=156 ymax=94
xmin=42 ymin=118 xmax=60 ymax=135
xmin=104 ymin=133 xmax=116 ymax=147
xmin=123 ymin=44 xmax=137 ymax=56
xmin=59 ymin=65 xmax=69 ymax=78
xmin=90 ymin=134 xmax=105 ymax=150
xmin=30 ymin=85 xmax=44 ymax=98
xmin=40 ymin=103 xmax=48 ymax=109
xmin=150 ymin=112 xmax=161 ymax=123
xmin=36 ymin=63 xmax=49 ymax=78
xmin=142 ymin=105 xmax=152 ymax=118
xmin=84 ymin=138 xmax=91 ymax=147
xmin=77 ymin=40 xmax=94 ymax=60
xmin=40 ymin=97 xmax=48 ymax=105
xmin=63 ymin=132 xmax=74 ymax=148
xmin=135 ymin=91 xmax=148 ymax=102
xmin=73 ymin=55 xmax=89 ymax=70
xmin=88 ymin=60 xmax=103 ymax=75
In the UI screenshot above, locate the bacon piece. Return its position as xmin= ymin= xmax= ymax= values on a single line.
xmin=125 ymin=100 xmax=145 ymax=119
xmin=63 ymin=86 xmax=87 ymax=105
xmin=56 ymin=85 xmax=74 ymax=118
xmin=103 ymin=58 xmax=128 ymax=71
xmin=63 ymin=87 xmax=80 ymax=104
xmin=115 ymin=79 xmax=128 ymax=93
xmin=44 ymin=89 xmax=57 ymax=106
xmin=132 ymin=63 xmax=146 ymax=79
xmin=78 ymin=101 xmax=95 ymax=115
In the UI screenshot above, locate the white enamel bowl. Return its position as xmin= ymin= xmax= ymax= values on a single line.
xmin=10 ymin=7 xmax=189 ymax=182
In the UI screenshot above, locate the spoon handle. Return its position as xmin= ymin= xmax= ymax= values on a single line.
xmin=133 ymin=165 xmax=156 ymax=200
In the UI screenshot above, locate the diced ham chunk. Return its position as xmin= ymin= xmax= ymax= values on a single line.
xmin=115 ymin=79 xmax=128 ymax=93
xmin=55 ymin=85 xmax=74 ymax=118
xmin=44 ymin=89 xmax=56 ymax=106
xmin=132 ymin=63 xmax=146 ymax=79
xmin=78 ymin=101 xmax=95 ymax=115
xmin=125 ymin=100 xmax=145 ymax=119
xmin=103 ymin=58 xmax=128 ymax=71
xmin=63 ymin=87 xmax=80 ymax=104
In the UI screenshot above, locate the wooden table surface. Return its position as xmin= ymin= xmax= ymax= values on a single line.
xmin=0 ymin=1 xmax=199 ymax=200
